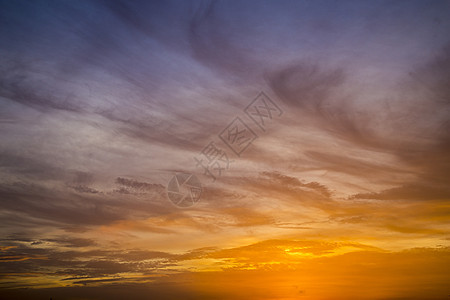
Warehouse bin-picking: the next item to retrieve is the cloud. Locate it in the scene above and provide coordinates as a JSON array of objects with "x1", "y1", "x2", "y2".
[
  {"x1": 351, "y1": 182, "x2": 450, "y2": 201},
  {"x1": 115, "y1": 177, "x2": 165, "y2": 193},
  {"x1": 0, "y1": 180, "x2": 174, "y2": 230},
  {"x1": 42, "y1": 238, "x2": 97, "y2": 248},
  {"x1": 1, "y1": 239, "x2": 449, "y2": 299},
  {"x1": 349, "y1": 43, "x2": 450, "y2": 201}
]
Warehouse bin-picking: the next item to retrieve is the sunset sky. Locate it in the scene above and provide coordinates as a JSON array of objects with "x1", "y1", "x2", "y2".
[{"x1": 1, "y1": 1, "x2": 450, "y2": 299}]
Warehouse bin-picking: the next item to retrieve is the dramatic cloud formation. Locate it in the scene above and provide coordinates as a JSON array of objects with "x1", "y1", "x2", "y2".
[{"x1": 1, "y1": 0, "x2": 449, "y2": 299}]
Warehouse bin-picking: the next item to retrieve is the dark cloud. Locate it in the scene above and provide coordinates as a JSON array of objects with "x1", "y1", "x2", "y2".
[
  {"x1": 349, "y1": 44, "x2": 450, "y2": 201},
  {"x1": 266, "y1": 61, "x2": 388, "y2": 153},
  {"x1": 43, "y1": 238, "x2": 97, "y2": 248},
  {"x1": 259, "y1": 171, "x2": 332, "y2": 198},
  {"x1": 0, "y1": 153, "x2": 64, "y2": 181},
  {"x1": 267, "y1": 63, "x2": 346, "y2": 111},
  {"x1": 0, "y1": 184, "x2": 120, "y2": 227},
  {"x1": 351, "y1": 181, "x2": 450, "y2": 201},
  {"x1": 188, "y1": 1, "x2": 260, "y2": 78},
  {"x1": 0, "y1": 282, "x2": 201, "y2": 300},
  {"x1": 1, "y1": 238, "x2": 449, "y2": 299},
  {"x1": 71, "y1": 185, "x2": 100, "y2": 194},
  {"x1": 0, "y1": 242, "x2": 176, "y2": 280},
  {"x1": 115, "y1": 177, "x2": 164, "y2": 193},
  {"x1": 304, "y1": 150, "x2": 410, "y2": 180},
  {"x1": 0, "y1": 58, "x2": 87, "y2": 113},
  {"x1": 238, "y1": 171, "x2": 334, "y2": 209},
  {"x1": 0, "y1": 180, "x2": 173, "y2": 229}
]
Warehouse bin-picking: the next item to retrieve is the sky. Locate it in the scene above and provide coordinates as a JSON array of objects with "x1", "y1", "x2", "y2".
[{"x1": 0, "y1": 0, "x2": 449, "y2": 299}]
